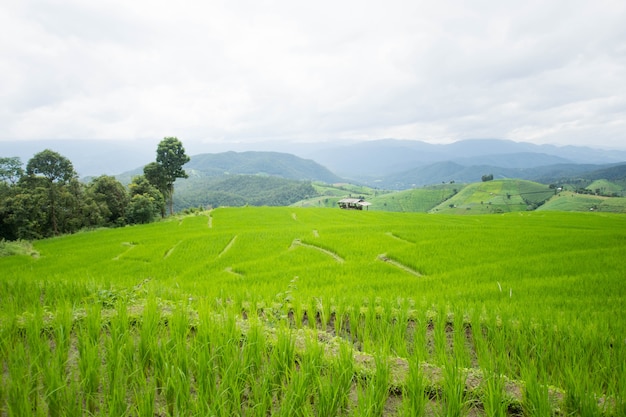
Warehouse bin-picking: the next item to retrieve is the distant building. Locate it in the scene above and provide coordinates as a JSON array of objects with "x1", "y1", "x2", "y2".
[{"x1": 337, "y1": 198, "x2": 371, "y2": 210}]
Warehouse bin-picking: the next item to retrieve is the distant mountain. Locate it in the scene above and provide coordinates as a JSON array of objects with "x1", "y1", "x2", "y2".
[
  {"x1": 185, "y1": 151, "x2": 344, "y2": 183},
  {"x1": 579, "y1": 164, "x2": 626, "y2": 181},
  {"x1": 372, "y1": 162, "x2": 617, "y2": 190},
  {"x1": 306, "y1": 139, "x2": 626, "y2": 179},
  {"x1": 451, "y1": 152, "x2": 572, "y2": 168},
  {"x1": 170, "y1": 151, "x2": 342, "y2": 210},
  {"x1": 1, "y1": 139, "x2": 156, "y2": 177},
  {"x1": 7, "y1": 138, "x2": 626, "y2": 192},
  {"x1": 114, "y1": 150, "x2": 345, "y2": 184}
]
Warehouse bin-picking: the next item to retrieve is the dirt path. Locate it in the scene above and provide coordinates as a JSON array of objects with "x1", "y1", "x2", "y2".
[
  {"x1": 163, "y1": 241, "x2": 182, "y2": 259},
  {"x1": 219, "y1": 235, "x2": 237, "y2": 258},
  {"x1": 290, "y1": 239, "x2": 344, "y2": 263},
  {"x1": 385, "y1": 232, "x2": 414, "y2": 244},
  {"x1": 112, "y1": 242, "x2": 136, "y2": 260},
  {"x1": 224, "y1": 266, "x2": 244, "y2": 277},
  {"x1": 377, "y1": 254, "x2": 423, "y2": 276}
]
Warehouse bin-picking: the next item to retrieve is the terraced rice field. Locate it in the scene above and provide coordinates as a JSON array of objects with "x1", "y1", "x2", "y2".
[{"x1": 1, "y1": 207, "x2": 625, "y2": 415}]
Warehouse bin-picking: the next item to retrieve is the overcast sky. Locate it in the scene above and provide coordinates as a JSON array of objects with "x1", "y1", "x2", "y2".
[{"x1": 2, "y1": 0, "x2": 626, "y2": 150}]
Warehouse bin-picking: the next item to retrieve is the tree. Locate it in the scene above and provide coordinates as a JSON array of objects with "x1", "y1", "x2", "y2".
[
  {"x1": 145, "y1": 137, "x2": 190, "y2": 216},
  {"x1": 127, "y1": 175, "x2": 164, "y2": 223},
  {"x1": 0, "y1": 185, "x2": 48, "y2": 240},
  {"x1": 127, "y1": 194, "x2": 159, "y2": 224},
  {"x1": 25, "y1": 149, "x2": 77, "y2": 235},
  {"x1": 26, "y1": 149, "x2": 76, "y2": 184},
  {"x1": 143, "y1": 162, "x2": 168, "y2": 218},
  {"x1": 0, "y1": 157, "x2": 24, "y2": 184},
  {"x1": 481, "y1": 174, "x2": 494, "y2": 182},
  {"x1": 87, "y1": 175, "x2": 129, "y2": 226}
]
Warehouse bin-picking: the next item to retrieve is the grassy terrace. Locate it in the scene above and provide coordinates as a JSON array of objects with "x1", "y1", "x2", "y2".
[{"x1": 1, "y1": 207, "x2": 625, "y2": 415}]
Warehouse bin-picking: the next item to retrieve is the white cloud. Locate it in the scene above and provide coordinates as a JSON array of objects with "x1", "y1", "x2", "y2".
[{"x1": 1, "y1": 0, "x2": 625, "y2": 149}]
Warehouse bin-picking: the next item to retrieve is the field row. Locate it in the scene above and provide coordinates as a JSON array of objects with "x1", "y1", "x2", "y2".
[{"x1": 2, "y1": 296, "x2": 623, "y2": 416}]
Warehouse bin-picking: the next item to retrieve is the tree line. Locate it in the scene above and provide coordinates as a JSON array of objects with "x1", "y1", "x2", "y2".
[{"x1": 0, "y1": 137, "x2": 189, "y2": 241}]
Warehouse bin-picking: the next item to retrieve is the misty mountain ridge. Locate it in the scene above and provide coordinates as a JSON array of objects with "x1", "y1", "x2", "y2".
[
  {"x1": 185, "y1": 151, "x2": 342, "y2": 183},
  {"x1": 376, "y1": 161, "x2": 620, "y2": 190},
  {"x1": 306, "y1": 139, "x2": 626, "y2": 179},
  {"x1": 3, "y1": 139, "x2": 626, "y2": 189}
]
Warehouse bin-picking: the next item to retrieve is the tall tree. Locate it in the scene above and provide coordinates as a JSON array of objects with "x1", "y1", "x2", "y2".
[
  {"x1": 143, "y1": 162, "x2": 167, "y2": 218},
  {"x1": 26, "y1": 149, "x2": 77, "y2": 235},
  {"x1": 146, "y1": 137, "x2": 190, "y2": 216}
]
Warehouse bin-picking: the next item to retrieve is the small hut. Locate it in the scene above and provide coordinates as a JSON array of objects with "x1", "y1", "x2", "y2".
[{"x1": 337, "y1": 198, "x2": 371, "y2": 210}]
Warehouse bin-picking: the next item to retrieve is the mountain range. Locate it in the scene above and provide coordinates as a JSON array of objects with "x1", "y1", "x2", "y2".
[
  {"x1": 3, "y1": 138, "x2": 626, "y2": 189},
  {"x1": 304, "y1": 138, "x2": 626, "y2": 181}
]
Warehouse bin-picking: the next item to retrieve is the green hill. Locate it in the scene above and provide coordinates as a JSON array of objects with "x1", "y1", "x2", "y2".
[
  {"x1": 538, "y1": 191, "x2": 626, "y2": 213},
  {"x1": 295, "y1": 183, "x2": 380, "y2": 208},
  {"x1": 186, "y1": 151, "x2": 343, "y2": 183},
  {"x1": 582, "y1": 163, "x2": 626, "y2": 181},
  {"x1": 431, "y1": 179, "x2": 554, "y2": 214},
  {"x1": 294, "y1": 178, "x2": 626, "y2": 214},
  {"x1": 174, "y1": 175, "x2": 317, "y2": 210},
  {"x1": 369, "y1": 184, "x2": 459, "y2": 212},
  {"x1": 585, "y1": 179, "x2": 625, "y2": 196}
]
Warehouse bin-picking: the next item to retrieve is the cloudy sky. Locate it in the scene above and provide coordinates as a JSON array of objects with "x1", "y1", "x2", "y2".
[{"x1": 2, "y1": 0, "x2": 626, "y2": 149}]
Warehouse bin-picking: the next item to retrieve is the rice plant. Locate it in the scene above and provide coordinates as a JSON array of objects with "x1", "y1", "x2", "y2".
[{"x1": 353, "y1": 353, "x2": 390, "y2": 417}]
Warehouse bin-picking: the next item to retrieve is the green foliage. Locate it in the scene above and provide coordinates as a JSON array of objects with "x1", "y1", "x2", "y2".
[
  {"x1": 127, "y1": 175, "x2": 164, "y2": 223},
  {"x1": 25, "y1": 149, "x2": 76, "y2": 184},
  {"x1": 0, "y1": 239, "x2": 38, "y2": 257},
  {"x1": 0, "y1": 182, "x2": 48, "y2": 239},
  {"x1": 156, "y1": 137, "x2": 191, "y2": 183},
  {"x1": 86, "y1": 175, "x2": 129, "y2": 226},
  {"x1": 23, "y1": 150, "x2": 79, "y2": 235},
  {"x1": 148, "y1": 137, "x2": 190, "y2": 215},
  {"x1": 175, "y1": 174, "x2": 317, "y2": 209},
  {"x1": 0, "y1": 156, "x2": 23, "y2": 185},
  {"x1": 1, "y1": 149, "x2": 166, "y2": 239}
]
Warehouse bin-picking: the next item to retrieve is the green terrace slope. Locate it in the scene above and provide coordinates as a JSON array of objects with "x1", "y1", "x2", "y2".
[
  {"x1": 298, "y1": 183, "x2": 460, "y2": 212},
  {"x1": 3, "y1": 207, "x2": 624, "y2": 329},
  {"x1": 2, "y1": 208, "x2": 625, "y2": 415},
  {"x1": 431, "y1": 179, "x2": 554, "y2": 214},
  {"x1": 585, "y1": 179, "x2": 626, "y2": 196},
  {"x1": 297, "y1": 179, "x2": 626, "y2": 214},
  {"x1": 538, "y1": 190, "x2": 626, "y2": 213},
  {"x1": 368, "y1": 184, "x2": 459, "y2": 212}
]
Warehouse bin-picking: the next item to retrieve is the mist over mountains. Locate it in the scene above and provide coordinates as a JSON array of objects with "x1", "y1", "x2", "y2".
[
  {"x1": 3, "y1": 138, "x2": 626, "y2": 188},
  {"x1": 305, "y1": 139, "x2": 626, "y2": 177}
]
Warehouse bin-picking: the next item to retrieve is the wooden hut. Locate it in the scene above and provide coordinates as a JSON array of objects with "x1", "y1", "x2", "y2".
[{"x1": 337, "y1": 198, "x2": 371, "y2": 210}]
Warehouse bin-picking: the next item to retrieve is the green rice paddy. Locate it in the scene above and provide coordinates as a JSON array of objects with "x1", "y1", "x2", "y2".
[{"x1": 1, "y1": 207, "x2": 625, "y2": 415}]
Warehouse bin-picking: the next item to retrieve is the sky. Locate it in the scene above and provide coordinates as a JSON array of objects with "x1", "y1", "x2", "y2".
[{"x1": 2, "y1": 0, "x2": 626, "y2": 150}]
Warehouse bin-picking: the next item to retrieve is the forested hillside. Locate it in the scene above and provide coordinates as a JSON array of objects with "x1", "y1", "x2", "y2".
[
  {"x1": 174, "y1": 175, "x2": 316, "y2": 210},
  {"x1": 0, "y1": 138, "x2": 191, "y2": 240},
  {"x1": 185, "y1": 151, "x2": 343, "y2": 183}
]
